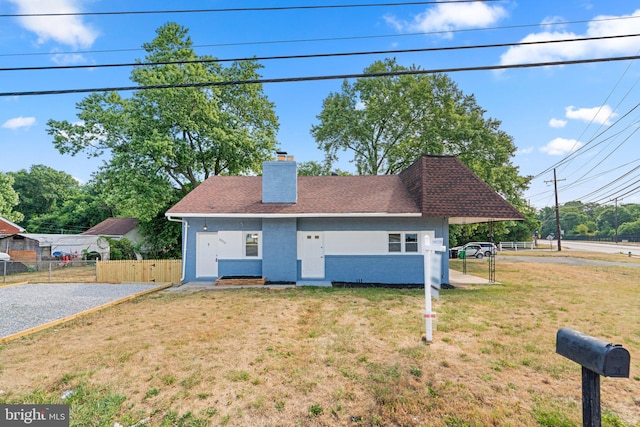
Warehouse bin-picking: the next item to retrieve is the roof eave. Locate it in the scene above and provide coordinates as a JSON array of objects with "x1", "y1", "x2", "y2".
[
  {"x1": 448, "y1": 216, "x2": 525, "y2": 225},
  {"x1": 166, "y1": 212, "x2": 422, "y2": 219}
]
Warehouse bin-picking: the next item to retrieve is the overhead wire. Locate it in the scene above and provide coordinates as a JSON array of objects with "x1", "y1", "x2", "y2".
[
  {"x1": 2, "y1": 54, "x2": 640, "y2": 97},
  {"x1": 0, "y1": 0, "x2": 502, "y2": 18},
  {"x1": 1, "y1": 15, "x2": 637, "y2": 59},
  {"x1": 3, "y1": 33, "x2": 638, "y2": 73}
]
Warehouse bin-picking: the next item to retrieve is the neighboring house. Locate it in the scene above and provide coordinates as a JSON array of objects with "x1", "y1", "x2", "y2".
[
  {"x1": 0, "y1": 234, "x2": 108, "y2": 262},
  {"x1": 82, "y1": 217, "x2": 143, "y2": 260},
  {"x1": 166, "y1": 155, "x2": 524, "y2": 285},
  {"x1": 0, "y1": 216, "x2": 25, "y2": 236},
  {"x1": 82, "y1": 217, "x2": 141, "y2": 243}
]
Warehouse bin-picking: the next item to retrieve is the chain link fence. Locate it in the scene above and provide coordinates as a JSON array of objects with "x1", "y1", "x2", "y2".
[{"x1": 1, "y1": 260, "x2": 98, "y2": 284}]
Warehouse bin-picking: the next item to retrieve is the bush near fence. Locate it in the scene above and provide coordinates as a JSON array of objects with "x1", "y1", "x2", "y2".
[{"x1": 97, "y1": 259, "x2": 182, "y2": 284}]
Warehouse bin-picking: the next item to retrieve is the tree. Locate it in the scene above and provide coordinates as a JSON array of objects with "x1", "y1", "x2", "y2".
[
  {"x1": 47, "y1": 22, "x2": 279, "y2": 223},
  {"x1": 9, "y1": 164, "x2": 80, "y2": 225},
  {"x1": 25, "y1": 181, "x2": 113, "y2": 234},
  {"x1": 0, "y1": 172, "x2": 23, "y2": 224},
  {"x1": 297, "y1": 161, "x2": 350, "y2": 176},
  {"x1": 313, "y1": 58, "x2": 533, "y2": 244},
  {"x1": 311, "y1": 58, "x2": 529, "y2": 205},
  {"x1": 47, "y1": 23, "x2": 279, "y2": 255}
]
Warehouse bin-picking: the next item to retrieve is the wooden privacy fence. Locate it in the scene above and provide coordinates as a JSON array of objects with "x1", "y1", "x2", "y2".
[{"x1": 97, "y1": 259, "x2": 182, "y2": 283}]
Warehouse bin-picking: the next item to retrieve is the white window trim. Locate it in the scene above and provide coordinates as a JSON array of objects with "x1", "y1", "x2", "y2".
[
  {"x1": 243, "y1": 231, "x2": 262, "y2": 259},
  {"x1": 388, "y1": 232, "x2": 420, "y2": 254}
]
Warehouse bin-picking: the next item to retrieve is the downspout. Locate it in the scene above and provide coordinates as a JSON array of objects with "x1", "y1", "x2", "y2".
[{"x1": 167, "y1": 216, "x2": 188, "y2": 282}]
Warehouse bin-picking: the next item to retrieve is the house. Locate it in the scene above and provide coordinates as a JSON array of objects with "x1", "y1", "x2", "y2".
[
  {"x1": 81, "y1": 217, "x2": 141, "y2": 243},
  {"x1": 0, "y1": 216, "x2": 25, "y2": 236},
  {"x1": 165, "y1": 155, "x2": 524, "y2": 285}
]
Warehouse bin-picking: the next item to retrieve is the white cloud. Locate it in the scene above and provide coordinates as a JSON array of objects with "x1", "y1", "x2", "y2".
[
  {"x1": 6, "y1": 0, "x2": 98, "y2": 49},
  {"x1": 2, "y1": 116, "x2": 36, "y2": 130},
  {"x1": 565, "y1": 105, "x2": 616, "y2": 125},
  {"x1": 51, "y1": 52, "x2": 90, "y2": 66},
  {"x1": 540, "y1": 137, "x2": 583, "y2": 155},
  {"x1": 517, "y1": 146, "x2": 534, "y2": 155},
  {"x1": 549, "y1": 118, "x2": 567, "y2": 128},
  {"x1": 500, "y1": 9, "x2": 640, "y2": 65},
  {"x1": 384, "y1": 2, "x2": 508, "y2": 38}
]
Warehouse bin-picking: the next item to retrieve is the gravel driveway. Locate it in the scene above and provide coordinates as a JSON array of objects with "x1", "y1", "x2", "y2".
[{"x1": 0, "y1": 283, "x2": 166, "y2": 339}]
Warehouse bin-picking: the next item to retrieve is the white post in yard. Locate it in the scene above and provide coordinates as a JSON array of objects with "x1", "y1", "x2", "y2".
[{"x1": 423, "y1": 235, "x2": 445, "y2": 343}]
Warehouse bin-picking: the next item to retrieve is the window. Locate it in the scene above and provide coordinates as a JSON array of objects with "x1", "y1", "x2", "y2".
[
  {"x1": 405, "y1": 233, "x2": 418, "y2": 252},
  {"x1": 388, "y1": 232, "x2": 419, "y2": 253},
  {"x1": 388, "y1": 233, "x2": 401, "y2": 252},
  {"x1": 245, "y1": 233, "x2": 259, "y2": 257}
]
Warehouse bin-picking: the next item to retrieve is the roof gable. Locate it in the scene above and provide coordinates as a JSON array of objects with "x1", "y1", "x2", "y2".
[
  {"x1": 82, "y1": 218, "x2": 139, "y2": 236},
  {"x1": 0, "y1": 216, "x2": 25, "y2": 234},
  {"x1": 399, "y1": 156, "x2": 524, "y2": 224}
]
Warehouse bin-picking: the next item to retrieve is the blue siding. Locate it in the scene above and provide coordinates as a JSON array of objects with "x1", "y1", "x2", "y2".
[
  {"x1": 262, "y1": 218, "x2": 297, "y2": 282},
  {"x1": 325, "y1": 255, "x2": 423, "y2": 283},
  {"x1": 219, "y1": 259, "x2": 262, "y2": 277},
  {"x1": 262, "y1": 161, "x2": 297, "y2": 203},
  {"x1": 298, "y1": 217, "x2": 450, "y2": 285},
  {"x1": 181, "y1": 216, "x2": 451, "y2": 285},
  {"x1": 183, "y1": 218, "x2": 262, "y2": 282}
]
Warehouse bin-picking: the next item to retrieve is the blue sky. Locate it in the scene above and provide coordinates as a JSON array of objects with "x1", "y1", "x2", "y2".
[{"x1": 1, "y1": 1, "x2": 640, "y2": 209}]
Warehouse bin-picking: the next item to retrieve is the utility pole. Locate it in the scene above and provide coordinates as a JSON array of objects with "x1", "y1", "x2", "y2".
[
  {"x1": 611, "y1": 197, "x2": 623, "y2": 243},
  {"x1": 545, "y1": 169, "x2": 565, "y2": 252}
]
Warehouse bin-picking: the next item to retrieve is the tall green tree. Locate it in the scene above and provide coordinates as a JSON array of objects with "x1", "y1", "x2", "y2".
[
  {"x1": 312, "y1": 58, "x2": 532, "y2": 243},
  {"x1": 47, "y1": 22, "x2": 279, "y2": 223},
  {"x1": 9, "y1": 164, "x2": 80, "y2": 224},
  {"x1": 0, "y1": 172, "x2": 23, "y2": 224},
  {"x1": 311, "y1": 58, "x2": 529, "y2": 205},
  {"x1": 47, "y1": 23, "x2": 279, "y2": 255}
]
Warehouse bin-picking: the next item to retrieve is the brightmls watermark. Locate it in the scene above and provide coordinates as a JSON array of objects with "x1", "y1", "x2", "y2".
[{"x1": 1, "y1": 405, "x2": 69, "y2": 426}]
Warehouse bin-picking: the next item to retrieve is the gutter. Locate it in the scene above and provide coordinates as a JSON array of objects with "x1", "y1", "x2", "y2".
[{"x1": 167, "y1": 216, "x2": 187, "y2": 282}]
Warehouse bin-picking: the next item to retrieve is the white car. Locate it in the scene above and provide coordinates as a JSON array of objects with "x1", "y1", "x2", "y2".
[{"x1": 0, "y1": 252, "x2": 9, "y2": 261}]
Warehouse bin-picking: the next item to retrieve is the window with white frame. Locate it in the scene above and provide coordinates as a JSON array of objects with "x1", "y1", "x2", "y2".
[
  {"x1": 388, "y1": 232, "x2": 419, "y2": 253},
  {"x1": 245, "y1": 232, "x2": 260, "y2": 257}
]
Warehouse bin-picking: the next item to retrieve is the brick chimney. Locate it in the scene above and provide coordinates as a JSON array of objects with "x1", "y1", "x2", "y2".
[{"x1": 262, "y1": 152, "x2": 297, "y2": 203}]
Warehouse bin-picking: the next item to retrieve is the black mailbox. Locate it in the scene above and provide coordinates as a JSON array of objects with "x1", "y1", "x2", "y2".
[{"x1": 556, "y1": 327, "x2": 630, "y2": 378}]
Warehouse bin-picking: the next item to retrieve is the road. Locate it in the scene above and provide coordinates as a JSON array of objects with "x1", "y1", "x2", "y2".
[{"x1": 554, "y1": 240, "x2": 640, "y2": 256}]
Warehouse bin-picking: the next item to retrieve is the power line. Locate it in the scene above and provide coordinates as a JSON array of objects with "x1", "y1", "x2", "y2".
[
  {"x1": 3, "y1": 54, "x2": 640, "y2": 98},
  {"x1": 4, "y1": 33, "x2": 639, "y2": 73},
  {"x1": 0, "y1": 0, "x2": 501, "y2": 18},
  {"x1": 1, "y1": 15, "x2": 636, "y2": 59},
  {"x1": 533, "y1": 100, "x2": 640, "y2": 179}
]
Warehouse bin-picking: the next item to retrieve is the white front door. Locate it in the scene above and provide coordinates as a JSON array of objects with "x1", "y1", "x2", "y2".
[
  {"x1": 301, "y1": 232, "x2": 324, "y2": 278},
  {"x1": 196, "y1": 233, "x2": 218, "y2": 277}
]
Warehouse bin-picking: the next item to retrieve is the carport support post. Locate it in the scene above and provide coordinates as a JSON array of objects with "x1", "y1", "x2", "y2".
[{"x1": 582, "y1": 367, "x2": 601, "y2": 427}]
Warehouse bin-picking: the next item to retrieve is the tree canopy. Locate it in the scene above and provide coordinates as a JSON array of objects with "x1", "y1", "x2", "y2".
[
  {"x1": 312, "y1": 58, "x2": 534, "y2": 244},
  {"x1": 9, "y1": 164, "x2": 80, "y2": 226},
  {"x1": 311, "y1": 58, "x2": 528, "y2": 205},
  {"x1": 47, "y1": 22, "x2": 279, "y2": 222},
  {"x1": 0, "y1": 172, "x2": 23, "y2": 224},
  {"x1": 537, "y1": 201, "x2": 640, "y2": 239}
]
